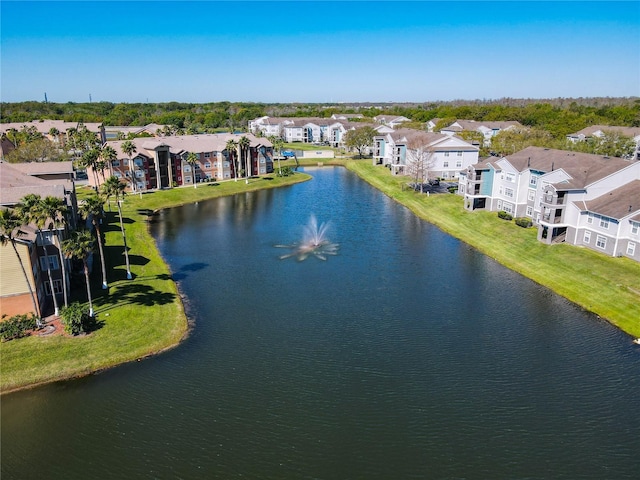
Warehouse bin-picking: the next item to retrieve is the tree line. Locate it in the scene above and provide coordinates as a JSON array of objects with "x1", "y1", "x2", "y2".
[{"x1": 2, "y1": 98, "x2": 639, "y2": 138}]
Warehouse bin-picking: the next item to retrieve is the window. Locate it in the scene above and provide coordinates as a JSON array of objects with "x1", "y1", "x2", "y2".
[
  {"x1": 223, "y1": 161, "x2": 230, "y2": 168},
  {"x1": 627, "y1": 242, "x2": 636, "y2": 256},
  {"x1": 505, "y1": 172, "x2": 515, "y2": 183},
  {"x1": 123, "y1": 159, "x2": 129, "y2": 166},
  {"x1": 530, "y1": 176, "x2": 538, "y2": 187},
  {"x1": 443, "y1": 161, "x2": 449, "y2": 168},
  {"x1": 40, "y1": 255, "x2": 59, "y2": 271},
  {"x1": 134, "y1": 158, "x2": 144, "y2": 167},
  {"x1": 135, "y1": 170, "x2": 144, "y2": 178},
  {"x1": 505, "y1": 188, "x2": 514, "y2": 198},
  {"x1": 584, "y1": 231, "x2": 591, "y2": 244},
  {"x1": 596, "y1": 235, "x2": 607, "y2": 249},
  {"x1": 526, "y1": 206, "x2": 533, "y2": 216},
  {"x1": 599, "y1": 217, "x2": 609, "y2": 229},
  {"x1": 204, "y1": 162, "x2": 211, "y2": 169},
  {"x1": 631, "y1": 222, "x2": 639, "y2": 235},
  {"x1": 444, "y1": 152, "x2": 450, "y2": 157},
  {"x1": 457, "y1": 151, "x2": 463, "y2": 156},
  {"x1": 528, "y1": 189, "x2": 535, "y2": 201},
  {"x1": 204, "y1": 152, "x2": 210, "y2": 158},
  {"x1": 44, "y1": 279, "x2": 63, "y2": 296},
  {"x1": 114, "y1": 171, "x2": 122, "y2": 178},
  {"x1": 587, "y1": 214, "x2": 593, "y2": 224},
  {"x1": 183, "y1": 165, "x2": 191, "y2": 173},
  {"x1": 503, "y1": 203, "x2": 514, "y2": 214},
  {"x1": 111, "y1": 160, "x2": 120, "y2": 167},
  {"x1": 456, "y1": 160, "x2": 462, "y2": 167}
]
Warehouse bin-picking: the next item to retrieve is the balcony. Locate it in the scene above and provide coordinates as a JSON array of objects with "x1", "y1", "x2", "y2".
[
  {"x1": 541, "y1": 213, "x2": 564, "y2": 224},
  {"x1": 541, "y1": 194, "x2": 565, "y2": 206}
]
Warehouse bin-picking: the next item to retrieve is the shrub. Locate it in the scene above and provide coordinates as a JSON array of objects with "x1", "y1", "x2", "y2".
[
  {"x1": 276, "y1": 166, "x2": 294, "y2": 177},
  {"x1": 0, "y1": 313, "x2": 38, "y2": 342},
  {"x1": 60, "y1": 302, "x2": 91, "y2": 336},
  {"x1": 515, "y1": 217, "x2": 533, "y2": 228},
  {"x1": 498, "y1": 211, "x2": 513, "y2": 221}
]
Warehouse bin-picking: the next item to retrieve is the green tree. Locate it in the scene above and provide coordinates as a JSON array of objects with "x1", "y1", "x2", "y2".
[
  {"x1": 61, "y1": 230, "x2": 95, "y2": 317},
  {"x1": 102, "y1": 176, "x2": 132, "y2": 280},
  {"x1": 186, "y1": 152, "x2": 199, "y2": 188},
  {"x1": 100, "y1": 144, "x2": 117, "y2": 182},
  {"x1": 39, "y1": 196, "x2": 70, "y2": 308},
  {"x1": 16, "y1": 194, "x2": 60, "y2": 316},
  {"x1": 121, "y1": 140, "x2": 137, "y2": 192},
  {"x1": 239, "y1": 136, "x2": 251, "y2": 183},
  {"x1": 225, "y1": 139, "x2": 238, "y2": 182},
  {"x1": 592, "y1": 131, "x2": 637, "y2": 158},
  {"x1": 344, "y1": 126, "x2": 377, "y2": 158},
  {"x1": 0, "y1": 208, "x2": 41, "y2": 325},
  {"x1": 267, "y1": 135, "x2": 284, "y2": 175},
  {"x1": 81, "y1": 147, "x2": 101, "y2": 188},
  {"x1": 79, "y1": 194, "x2": 109, "y2": 289}
]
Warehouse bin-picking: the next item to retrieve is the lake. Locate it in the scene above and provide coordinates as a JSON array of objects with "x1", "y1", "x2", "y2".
[{"x1": 2, "y1": 167, "x2": 639, "y2": 479}]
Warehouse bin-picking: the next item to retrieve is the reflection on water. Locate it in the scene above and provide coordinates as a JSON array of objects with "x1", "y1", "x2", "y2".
[{"x1": 2, "y1": 167, "x2": 639, "y2": 480}]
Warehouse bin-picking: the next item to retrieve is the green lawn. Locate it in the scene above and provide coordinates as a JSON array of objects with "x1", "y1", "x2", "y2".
[
  {"x1": 1, "y1": 173, "x2": 311, "y2": 393},
  {"x1": 346, "y1": 161, "x2": 640, "y2": 338}
]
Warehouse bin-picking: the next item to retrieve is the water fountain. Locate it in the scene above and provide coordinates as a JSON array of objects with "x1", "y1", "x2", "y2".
[{"x1": 275, "y1": 215, "x2": 339, "y2": 261}]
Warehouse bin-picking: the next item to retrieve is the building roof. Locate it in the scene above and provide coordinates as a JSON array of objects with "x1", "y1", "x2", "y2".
[
  {"x1": 0, "y1": 161, "x2": 67, "y2": 206},
  {"x1": 0, "y1": 120, "x2": 103, "y2": 135},
  {"x1": 107, "y1": 133, "x2": 272, "y2": 158},
  {"x1": 568, "y1": 125, "x2": 640, "y2": 138},
  {"x1": 443, "y1": 120, "x2": 522, "y2": 132},
  {"x1": 9, "y1": 161, "x2": 74, "y2": 176},
  {"x1": 582, "y1": 180, "x2": 640, "y2": 221},
  {"x1": 506, "y1": 146, "x2": 632, "y2": 189}
]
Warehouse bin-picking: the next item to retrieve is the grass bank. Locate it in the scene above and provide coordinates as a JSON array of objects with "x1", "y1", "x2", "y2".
[
  {"x1": 1, "y1": 173, "x2": 311, "y2": 394},
  {"x1": 346, "y1": 160, "x2": 640, "y2": 339}
]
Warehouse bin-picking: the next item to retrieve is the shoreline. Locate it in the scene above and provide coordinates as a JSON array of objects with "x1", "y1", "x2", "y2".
[
  {"x1": 1, "y1": 173, "x2": 312, "y2": 395},
  {"x1": 345, "y1": 160, "x2": 640, "y2": 339}
]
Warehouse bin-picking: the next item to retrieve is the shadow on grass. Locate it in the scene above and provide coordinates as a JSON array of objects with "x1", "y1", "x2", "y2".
[{"x1": 95, "y1": 282, "x2": 177, "y2": 311}]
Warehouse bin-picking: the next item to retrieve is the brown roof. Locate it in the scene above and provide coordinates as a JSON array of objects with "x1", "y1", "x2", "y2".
[
  {"x1": 9, "y1": 161, "x2": 73, "y2": 176},
  {"x1": 108, "y1": 133, "x2": 272, "y2": 158},
  {"x1": 569, "y1": 125, "x2": 640, "y2": 138},
  {"x1": 0, "y1": 161, "x2": 67, "y2": 206},
  {"x1": 0, "y1": 120, "x2": 103, "y2": 134},
  {"x1": 583, "y1": 180, "x2": 640, "y2": 221},
  {"x1": 506, "y1": 146, "x2": 632, "y2": 189}
]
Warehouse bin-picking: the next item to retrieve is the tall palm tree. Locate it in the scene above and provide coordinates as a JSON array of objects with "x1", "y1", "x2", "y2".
[
  {"x1": 0, "y1": 208, "x2": 42, "y2": 326},
  {"x1": 81, "y1": 148, "x2": 101, "y2": 190},
  {"x1": 186, "y1": 152, "x2": 199, "y2": 188},
  {"x1": 239, "y1": 136, "x2": 251, "y2": 184},
  {"x1": 16, "y1": 194, "x2": 60, "y2": 316},
  {"x1": 268, "y1": 135, "x2": 284, "y2": 175},
  {"x1": 80, "y1": 194, "x2": 108, "y2": 289},
  {"x1": 62, "y1": 229, "x2": 95, "y2": 317},
  {"x1": 39, "y1": 196, "x2": 70, "y2": 309},
  {"x1": 121, "y1": 140, "x2": 137, "y2": 192},
  {"x1": 225, "y1": 139, "x2": 238, "y2": 182},
  {"x1": 100, "y1": 144, "x2": 117, "y2": 182},
  {"x1": 102, "y1": 176, "x2": 132, "y2": 280}
]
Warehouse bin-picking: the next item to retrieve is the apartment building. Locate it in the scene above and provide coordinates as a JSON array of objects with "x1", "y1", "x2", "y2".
[
  {"x1": 373, "y1": 129, "x2": 479, "y2": 179},
  {"x1": 459, "y1": 146, "x2": 640, "y2": 261},
  {"x1": 87, "y1": 133, "x2": 273, "y2": 191}
]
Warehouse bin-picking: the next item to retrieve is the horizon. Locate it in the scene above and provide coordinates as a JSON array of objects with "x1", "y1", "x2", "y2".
[{"x1": 1, "y1": 1, "x2": 639, "y2": 104}]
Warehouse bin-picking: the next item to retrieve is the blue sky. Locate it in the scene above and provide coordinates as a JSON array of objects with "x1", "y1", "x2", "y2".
[{"x1": 1, "y1": 1, "x2": 638, "y2": 103}]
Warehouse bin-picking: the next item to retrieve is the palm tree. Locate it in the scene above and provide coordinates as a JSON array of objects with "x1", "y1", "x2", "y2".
[
  {"x1": 102, "y1": 176, "x2": 132, "y2": 280},
  {"x1": 16, "y1": 194, "x2": 60, "y2": 316},
  {"x1": 186, "y1": 152, "x2": 199, "y2": 188},
  {"x1": 48, "y1": 127, "x2": 60, "y2": 144},
  {"x1": 81, "y1": 148, "x2": 101, "y2": 190},
  {"x1": 225, "y1": 139, "x2": 238, "y2": 182},
  {"x1": 39, "y1": 196, "x2": 70, "y2": 309},
  {"x1": 100, "y1": 144, "x2": 117, "y2": 182},
  {"x1": 268, "y1": 135, "x2": 284, "y2": 175},
  {"x1": 121, "y1": 140, "x2": 137, "y2": 192},
  {"x1": 239, "y1": 136, "x2": 251, "y2": 184},
  {"x1": 0, "y1": 208, "x2": 42, "y2": 326},
  {"x1": 61, "y1": 229, "x2": 95, "y2": 317},
  {"x1": 80, "y1": 195, "x2": 108, "y2": 289}
]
